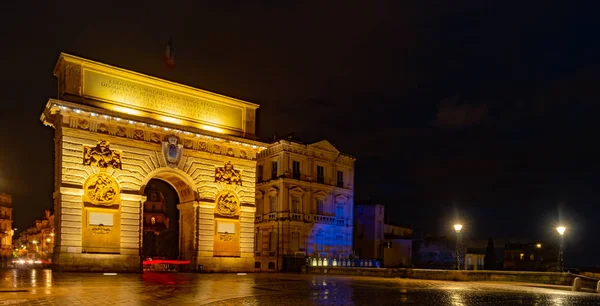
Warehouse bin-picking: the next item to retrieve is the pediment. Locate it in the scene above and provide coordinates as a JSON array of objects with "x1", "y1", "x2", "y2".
[
  {"x1": 314, "y1": 190, "x2": 328, "y2": 199},
  {"x1": 289, "y1": 186, "x2": 306, "y2": 195},
  {"x1": 308, "y1": 140, "x2": 340, "y2": 154},
  {"x1": 335, "y1": 194, "x2": 348, "y2": 203},
  {"x1": 255, "y1": 190, "x2": 264, "y2": 199},
  {"x1": 267, "y1": 186, "x2": 279, "y2": 196}
]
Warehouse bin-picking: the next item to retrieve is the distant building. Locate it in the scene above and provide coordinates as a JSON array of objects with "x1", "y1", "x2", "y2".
[
  {"x1": 0, "y1": 193, "x2": 14, "y2": 267},
  {"x1": 14, "y1": 209, "x2": 55, "y2": 261},
  {"x1": 143, "y1": 186, "x2": 170, "y2": 234},
  {"x1": 254, "y1": 138, "x2": 355, "y2": 271},
  {"x1": 504, "y1": 242, "x2": 558, "y2": 271},
  {"x1": 412, "y1": 236, "x2": 457, "y2": 269},
  {"x1": 354, "y1": 203, "x2": 413, "y2": 267}
]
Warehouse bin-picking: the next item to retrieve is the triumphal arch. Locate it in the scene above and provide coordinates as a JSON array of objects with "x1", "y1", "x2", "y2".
[{"x1": 40, "y1": 53, "x2": 265, "y2": 272}]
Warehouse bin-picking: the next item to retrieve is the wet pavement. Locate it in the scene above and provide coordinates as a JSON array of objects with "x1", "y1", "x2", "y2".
[{"x1": 1, "y1": 269, "x2": 600, "y2": 305}]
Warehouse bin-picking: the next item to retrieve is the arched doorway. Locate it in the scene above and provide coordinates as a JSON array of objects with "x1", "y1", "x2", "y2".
[
  {"x1": 139, "y1": 168, "x2": 197, "y2": 271},
  {"x1": 141, "y1": 179, "x2": 180, "y2": 263}
]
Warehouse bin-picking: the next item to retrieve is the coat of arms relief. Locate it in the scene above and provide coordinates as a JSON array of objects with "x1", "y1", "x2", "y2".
[{"x1": 162, "y1": 135, "x2": 183, "y2": 168}]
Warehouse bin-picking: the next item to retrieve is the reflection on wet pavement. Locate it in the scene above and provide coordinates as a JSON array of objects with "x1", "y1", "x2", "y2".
[{"x1": 1, "y1": 269, "x2": 599, "y2": 305}]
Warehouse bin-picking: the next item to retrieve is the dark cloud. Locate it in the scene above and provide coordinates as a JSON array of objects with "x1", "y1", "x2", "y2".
[{"x1": 433, "y1": 98, "x2": 489, "y2": 127}]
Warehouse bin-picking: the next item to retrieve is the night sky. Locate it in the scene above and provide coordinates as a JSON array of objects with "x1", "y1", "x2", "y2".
[{"x1": 2, "y1": 2, "x2": 599, "y2": 266}]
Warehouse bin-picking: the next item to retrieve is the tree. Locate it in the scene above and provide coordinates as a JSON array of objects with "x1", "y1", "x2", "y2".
[{"x1": 484, "y1": 238, "x2": 496, "y2": 270}]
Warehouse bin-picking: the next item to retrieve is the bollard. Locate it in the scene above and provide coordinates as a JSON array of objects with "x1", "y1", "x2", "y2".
[
  {"x1": 596, "y1": 280, "x2": 600, "y2": 293},
  {"x1": 572, "y1": 277, "x2": 582, "y2": 292}
]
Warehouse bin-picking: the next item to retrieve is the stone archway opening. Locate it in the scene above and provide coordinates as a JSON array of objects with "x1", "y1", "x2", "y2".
[
  {"x1": 140, "y1": 169, "x2": 197, "y2": 272},
  {"x1": 141, "y1": 179, "x2": 180, "y2": 262}
]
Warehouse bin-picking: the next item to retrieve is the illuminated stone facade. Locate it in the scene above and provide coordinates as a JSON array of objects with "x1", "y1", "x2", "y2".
[
  {"x1": 254, "y1": 139, "x2": 355, "y2": 271},
  {"x1": 0, "y1": 193, "x2": 13, "y2": 266},
  {"x1": 14, "y1": 210, "x2": 55, "y2": 261},
  {"x1": 41, "y1": 53, "x2": 265, "y2": 272}
]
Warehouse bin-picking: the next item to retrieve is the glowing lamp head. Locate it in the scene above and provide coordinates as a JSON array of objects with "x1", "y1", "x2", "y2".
[
  {"x1": 536, "y1": 243, "x2": 542, "y2": 248},
  {"x1": 556, "y1": 226, "x2": 566, "y2": 235},
  {"x1": 454, "y1": 224, "x2": 463, "y2": 232}
]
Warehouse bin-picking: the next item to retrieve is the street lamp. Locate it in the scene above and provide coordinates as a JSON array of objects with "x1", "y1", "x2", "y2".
[
  {"x1": 556, "y1": 226, "x2": 566, "y2": 272},
  {"x1": 454, "y1": 224, "x2": 463, "y2": 270}
]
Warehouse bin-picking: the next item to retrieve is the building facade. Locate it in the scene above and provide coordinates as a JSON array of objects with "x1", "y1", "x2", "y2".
[
  {"x1": 14, "y1": 210, "x2": 55, "y2": 261},
  {"x1": 0, "y1": 193, "x2": 13, "y2": 267},
  {"x1": 504, "y1": 242, "x2": 558, "y2": 271},
  {"x1": 41, "y1": 53, "x2": 265, "y2": 272},
  {"x1": 254, "y1": 139, "x2": 355, "y2": 271},
  {"x1": 354, "y1": 203, "x2": 413, "y2": 267}
]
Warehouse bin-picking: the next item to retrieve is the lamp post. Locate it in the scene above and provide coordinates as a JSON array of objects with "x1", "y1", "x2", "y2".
[
  {"x1": 556, "y1": 226, "x2": 566, "y2": 272},
  {"x1": 454, "y1": 224, "x2": 463, "y2": 270}
]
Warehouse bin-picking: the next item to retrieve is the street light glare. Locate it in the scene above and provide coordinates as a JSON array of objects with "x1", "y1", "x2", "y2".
[
  {"x1": 454, "y1": 224, "x2": 463, "y2": 232},
  {"x1": 556, "y1": 226, "x2": 566, "y2": 235}
]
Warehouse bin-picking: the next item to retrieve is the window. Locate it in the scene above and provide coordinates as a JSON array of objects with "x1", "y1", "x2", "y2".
[
  {"x1": 336, "y1": 203, "x2": 344, "y2": 218},
  {"x1": 257, "y1": 165, "x2": 263, "y2": 182},
  {"x1": 292, "y1": 161, "x2": 301, "y2": 179},
  {"x1": 530, "y1": 254, "x2": 534, "y2": 260},
  {"x1": 316, "y1": 199, "x2": 325, "y2": 215},
  {"x1": 519, "y1": 253, "x2": 524, "y2": 260},
  {"x1": 377, "y1": 221, "x2": 383, "y2": 239},
  {"x1": 257, "y1": 198, "x2": 264, "y2": 215},
  {"x1": 316, "y1": 166, "x2": 324, "y2": 183},
  {"x1": 337, "y1": 171, "x2": 344, "y2": 187},
  {"x1": 269, "y1": 231, "x2": 277, "y2": 251},
  {"x1": 271, "y1": 161, "x2": 278, "y2": 179},
  {"x1": 291, "y1": 196, "x2": 301, "y2": 213},
  {"x1": 269, "y1": 196, "x2": 277, "y2": 212},
  {"x1": 291, "y1": 232, "x2": 300, "y2": 252},
  {"x1": 254, "y1": 230, "x2": 261, "y2": 251},
  {"x1": 150, "y1": 217, "x2": 156, "y2": 225}
]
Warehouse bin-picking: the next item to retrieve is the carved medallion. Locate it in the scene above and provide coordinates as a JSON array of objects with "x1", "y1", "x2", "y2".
[
  {"x1": 162, "y1": 135, "x2": 183, "y2": 168},
  {"x1": 116, "y1": 126, "x2": 126, "y2": 137},
  {"x1": 184, "y1": 139, "x2": 193, "y2": 148},
  {"x1": 84, "y1": 172, "x2": 120, "y2": 205},
  {"x1": 240, "y1": 151, "x2": 247, "y2": 159},
  {"x1": 133, "y1": 130, "x2": 144, "y2": 140},
  {"x1": 215, "y1": 161, "x2": 242, "y2": 185},
  {"x1": 198, "y1": 142, "x2": 207, "y2": 151},
  {"x1": 227, "y1": 148, "x2": 234, "y2": 156},
  {"x1": 97, "y1": 123, "x2": 109, "y2": 134},
  {"x1": 216, "y1": 192, "x2": 239, "y2": 216},
  {"x1": 83, "y1": 140, "x2": 122, "y2": 169}
]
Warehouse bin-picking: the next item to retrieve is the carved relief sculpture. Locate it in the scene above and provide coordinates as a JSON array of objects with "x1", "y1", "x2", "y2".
[
  {"x1": 227, "y1": 148, "x2": 234, "y2": 156},
  {"x1": 84, "y1": 173, "x2": 120, "y2": 205},
  {"x1": 151, "y1": 133, "x2": 161, "y2": 143},
  {"x1": 198, "y1": 142, "x2": 207, "y2": 151},
  {"x1": 213, "y1": 145, "x2": 220, "y2": 154},
  {"x1": 215, "y1": 161, "x2": 242, "y2": 185},
  {"x1": 240, "y1": 151, "x2": 247, "y2": 159},
  {"x1": 184, "y1": 139, "x2": 193, "y2": 148},
  {"x1": 83, "y1": 140, "x2": 122, "y2": 169},
  {"x1": 97, "y1": 123, "x2": 109, "y2": 134},
  {"x1": 216, "y1": 192, "x2": 239, "y2": 216},
  {"x1": 116, "y1": 126, "x2": 126, "y2": 137},
  {"x1": 77, "y1": 119, "x2": 89, "y2": 130},
  {"x1": 162, "y1": 135, "x2": 183, "y2": 168},
  {"x1": 133, "y1": 129, "x2": 144, "y2": 140}
]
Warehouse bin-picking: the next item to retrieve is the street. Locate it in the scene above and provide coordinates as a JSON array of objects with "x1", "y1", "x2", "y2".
[{"x1": 1, "y1": 269, "x2": 600, "y2": 305}]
